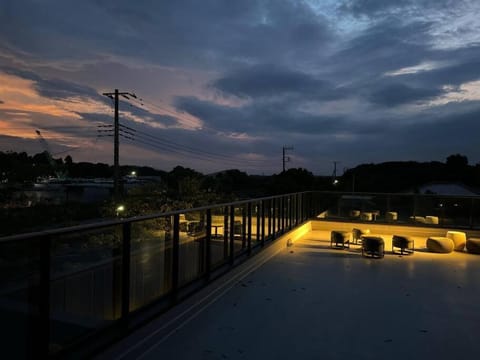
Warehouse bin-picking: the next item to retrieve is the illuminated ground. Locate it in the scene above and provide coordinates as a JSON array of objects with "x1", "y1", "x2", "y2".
[{"x1": 99, "y1": 225, "x2": 480, "y2": 360}]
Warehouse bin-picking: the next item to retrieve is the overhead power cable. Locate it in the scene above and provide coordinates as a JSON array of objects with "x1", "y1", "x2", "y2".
[{"x1": 118, "y1": 123, "x2": 269, "y2": 165}]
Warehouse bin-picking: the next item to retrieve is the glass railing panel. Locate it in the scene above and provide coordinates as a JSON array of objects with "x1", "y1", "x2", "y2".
[
  {"x1": 251, "y1": 201, "x2": 262, "y2": 245},
  {"x1": 129, "y1": 216, "x2": 173, "y2": 311},
  {"x1": 470, "y1": 198, "x2": 480, "y2": 228},
  {"x1": 210, "y1": 206, "x2": 228, "y2": 268},
  {"x1": 178, "y1": 210, "x2": 207, "y2": 286},
  {"x1": 314, "y1": 193, "x2": 342, "y2": 220},
  {"x1": 49, "y1": 225, "x2": 122, "y2": 353},
  {"x1": 0, "y1": 238, "x2": 37, "y2": 359},
  {"x1": 361, "y1": 194, "x2": 388, "y2": 222},
  {"x1": 233, "y1": 205, "x2": 247, "y2": 255},
  {"x1": 267, "y1": 198, "x2": 273, "y2": 237},
  {"x1": 386, "y1": 194, "x2": 415, "y2": 224},
  {"x1": 414, "y1": 195, "x2": 444, "y2": 225},
  {"x1": 435, "y1": 196, "x2": 471, "y2": 228}
]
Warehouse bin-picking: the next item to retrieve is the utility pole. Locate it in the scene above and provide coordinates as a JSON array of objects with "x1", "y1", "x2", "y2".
[
  {"x1": 103, "y1": 89, "x2": 136, "y2": 199},
  {"x1": 332, "y1": 161, "x2": 340, "y2": 185},
  {"x1": 282, "y1": 146, "x2": 294, "y2": 172}
]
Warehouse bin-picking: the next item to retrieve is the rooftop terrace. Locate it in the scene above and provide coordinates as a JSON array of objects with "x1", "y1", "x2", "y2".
[
  {"x1": 1, "y1": 191, "x2": 480, "y2": 359},
  {"x1": 98, "y1": 220, "x2": 480, "y2": 360}
]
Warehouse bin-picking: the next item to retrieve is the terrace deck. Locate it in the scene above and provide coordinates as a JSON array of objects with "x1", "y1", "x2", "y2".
[{"x1": 99, "y1": 220, "x2": 480, "y2": 359}]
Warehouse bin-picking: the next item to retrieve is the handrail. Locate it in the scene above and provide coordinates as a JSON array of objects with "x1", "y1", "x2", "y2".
[
  {"x1": 2, "y1": 189, "x2": 480, "y2": 358},
  {"x1": 0, "y1": 191, "x2": 309, "y2": 243}
]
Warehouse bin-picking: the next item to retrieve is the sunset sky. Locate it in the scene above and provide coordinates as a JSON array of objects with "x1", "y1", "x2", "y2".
[{"x1": 1, "y1": 0, "x2": 480, "y2": 175}]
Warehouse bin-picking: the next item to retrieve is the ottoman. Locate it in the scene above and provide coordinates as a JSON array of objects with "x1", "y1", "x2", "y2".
[
  {"x1": 426, "y1": 237, "x2": 454, "y2": 253},
  {"x1": 410, "y1": 216, "x2": 426, "y2": 224},
  {"x1": 392, "y1": 235, "x2": 414, "y2": 255},
  {"x1": 362, "y1": 236, "x2": 385, "y2": 258},
  {"x1": 350, "y1": 210, "x2": 360, "y2": 218},
  {"x1": 360, "y1": 212, "x2": 373, "y2": 221},
  {"x1": 446, "y1": 231, "x2": 466, "y2": 251},
  {"x1": 466, "y1": 238, "x2": 480, "y2": 254},
  {"x1": 331, "y1": 230, "x2": 350, "y2": 249},
  {"x1": 386, "y1": 212, "x2": 398, "y2": 222}
]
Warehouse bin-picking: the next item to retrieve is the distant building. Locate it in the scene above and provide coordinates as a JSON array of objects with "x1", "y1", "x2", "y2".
[{"x1": 407, "y1": 182, "x2": 480, "y2": 197}]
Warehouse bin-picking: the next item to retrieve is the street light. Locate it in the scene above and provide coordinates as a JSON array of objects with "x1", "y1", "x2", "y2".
[{"x1": 116, "y1": 205, "x2": 125, "y2": 217}]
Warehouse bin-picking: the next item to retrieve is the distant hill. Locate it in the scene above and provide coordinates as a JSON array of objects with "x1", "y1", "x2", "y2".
[{"x1": 340, "y1": 155, "x2": 480, "y2": 193}]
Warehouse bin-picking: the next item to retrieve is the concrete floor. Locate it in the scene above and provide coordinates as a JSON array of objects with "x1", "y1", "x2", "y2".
[{"x1": 102, "y1": 229, "x2": 480, "y2": 360}]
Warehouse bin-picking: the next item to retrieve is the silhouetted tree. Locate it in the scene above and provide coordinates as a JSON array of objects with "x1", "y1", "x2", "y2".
[{"x1": 446, "y1": 154, "x2": 468, "y2": 167}]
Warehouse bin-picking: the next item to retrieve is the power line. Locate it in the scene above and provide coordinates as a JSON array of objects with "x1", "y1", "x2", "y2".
[
  {"x1": 120, "y1": 133, "x2": 269, "y2": 170},
  {"x1": 124, "y1": 95, "x2": 203, "y2": 130},
  {"x1": 119, "y1": 123, "x2": 269, "y2": 165}
]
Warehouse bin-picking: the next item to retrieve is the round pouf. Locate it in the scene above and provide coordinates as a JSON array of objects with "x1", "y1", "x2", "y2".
[
  {"x1": 360, "y1": 212, "x2": 373, "y2": 221},
  {"x1": 446, "y1": 231, "x2": 466, "y2": 251},
  {"x1": 425, "y1": 216, "x2": 439, "y2": 225},
  {"x1": 362, "y1": 236, "x2": 385, "y2": 258},
  {"x1": 466, "y1": 238, "x2": 480, "y2": 254},
  {"x1": 426, "y1": 237, "x2": 454, "y2": 253},
  {"x1": 392, "y1": 235, "x2": 414, "y2": 255}
]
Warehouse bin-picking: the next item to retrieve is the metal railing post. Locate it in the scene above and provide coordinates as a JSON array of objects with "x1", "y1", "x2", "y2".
[
  {"x1": 247, "y1": 202, "x2": 252, "y2": 255},
  {"x1": 289, "y1": 195, "x2": 293, "y2": 229},
  {"x1": 256, "y1": 204, "x2": 260, "y2": 244},
  {"x1": 261, "y1": 200, "x2": 265, "y2": 246},
  {"x1": 121, "y1": 222, "x2": 131, "y2": 320},
  {"x1": 267, "y1": 199, "x2": 272, "y2": 239},
  {"x1": 229, "y1": 205, "x2": 235, "y2": 264},
  {"x1": 242, "y1": 206, "x2": 247, "y2": 249},
  {"x1": 272, "y1": 198, "x2": 276, "y2": 237},
  {"x1": 206, "y1": 209, "x2": 212, "y2": 278},
  {"x1": 223, "y1": 207, "x2": 229, "y2": 260},
  {"x1": 470, "y1": 198, "x2": 474, "y2": 228},
  {"x1": 171, "y1": 214, "x2": 180, "y2": 302}
]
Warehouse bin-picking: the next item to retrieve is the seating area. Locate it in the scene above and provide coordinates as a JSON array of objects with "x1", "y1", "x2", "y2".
[{"x1": 327, "y1": 223, "x2": 480, "y2": 258}]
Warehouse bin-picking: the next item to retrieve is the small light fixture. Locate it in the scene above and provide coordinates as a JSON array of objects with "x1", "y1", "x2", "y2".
[
  {"x1": 116, "y1": 205, "x2": 125, "y2": 217},
  {"x1": 333, "y1": 179, "x2": 339, "y2": 185},
  {"x1": 131, "y1": 171, "x2": 136, "y2": 176}
]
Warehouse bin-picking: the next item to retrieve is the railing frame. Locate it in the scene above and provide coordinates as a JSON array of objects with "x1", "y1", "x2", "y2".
[{"x1": 3, "y1": 190, "x2": 480, "y2": 358}]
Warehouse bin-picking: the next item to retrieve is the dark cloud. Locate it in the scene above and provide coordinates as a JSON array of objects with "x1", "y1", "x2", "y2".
[
  {"x1": 368, "y1": 83, "x2": 444, "y2": 106},
  {"x1": 329, "y1": 18, "x2": 434, "y2": 82},
  {"x1": 174, "y1": 96, "x2": 388, "y2": 137},
  {"x1": 0, "y1": 0, "x2": 332, "y2": 69},
  {"x1": 1, "y1": 0, "x2": 480, "y2": 173},
  {"x1": 338, "y1": 0, "x2": 456, "y2": 17},
  {"x1": 212, "y1": 64, "x2": 347, "y2": 100}
]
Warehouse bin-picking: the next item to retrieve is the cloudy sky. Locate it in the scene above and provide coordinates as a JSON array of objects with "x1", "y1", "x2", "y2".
[{"x1": 1, "y1": 0, "x2": 480, "y2": 175}]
